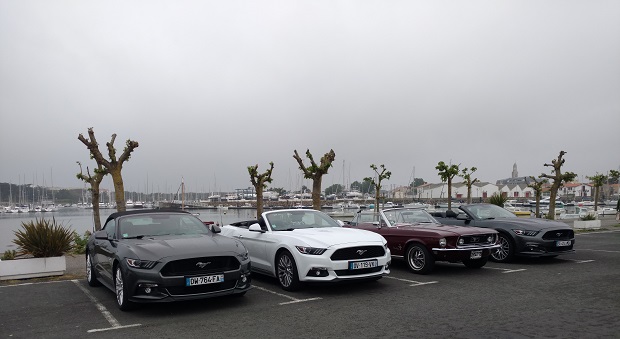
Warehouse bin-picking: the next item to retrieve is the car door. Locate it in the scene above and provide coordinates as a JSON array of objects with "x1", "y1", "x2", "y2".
[
  {"x1": 94, "y1": 219, "x2": 117, "y2": 285},
  {"x1": 223, "y1": 222, "x2": 273, "y2": 273}
]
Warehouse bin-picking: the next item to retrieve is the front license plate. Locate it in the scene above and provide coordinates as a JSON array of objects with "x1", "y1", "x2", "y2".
[
  {"x1": 470, "y1": 250, "x2": 482, "y2": 259},
  {"x1": 186, "y1": 274, "x2": 224, "y2": 286},
  {"x1": 349, "y1": 259, "x2": 378, "y2": 270},
  {"x1": 556, "y1": 240, "x2": 571, "y2": 247}
]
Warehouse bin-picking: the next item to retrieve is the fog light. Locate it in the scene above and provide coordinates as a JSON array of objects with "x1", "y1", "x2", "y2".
[
  {"x1": 144, "y1": 287, "x2": 152, "y2": 294},
  {"x1": 307, "y1": 267, "x2": 328, "y2": 277},
  {"x1": 241, "y1": 275, "x2": 247, "y2": 283}
]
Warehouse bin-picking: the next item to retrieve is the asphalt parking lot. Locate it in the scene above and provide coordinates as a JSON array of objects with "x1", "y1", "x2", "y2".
[{"x1": 1, "y1": 230, "x2": 619, "y2": 339}]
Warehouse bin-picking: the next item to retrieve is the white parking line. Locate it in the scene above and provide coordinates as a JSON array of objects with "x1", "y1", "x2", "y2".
[
  {"x1": 384, "y1": 276, "x2": 439, "y2": 286},
  {"x1": 484, "y1": 267, "x2": 527, "y2": 273},
  {"x1": 563, "y1": 259, "x2": 595, "y2": 264},
  {"x1": 72, "y1": 280, "x2": 141, "y2": 333},
  {"x1": 578, "y1": 249, "x2": 620, "y2": 253},
  {"x1": 252, "y1": 285, "x2": 322, "y2": 305}
]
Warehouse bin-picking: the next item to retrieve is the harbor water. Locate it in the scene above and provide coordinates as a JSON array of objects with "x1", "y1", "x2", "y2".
[{"x1": 0, "y1": 207, "x2": 258, "y2": 253}]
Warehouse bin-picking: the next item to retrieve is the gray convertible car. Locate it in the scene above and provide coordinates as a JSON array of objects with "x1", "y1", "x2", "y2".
[
  {"x1": 432, "y1": 203, "x2": 575, "y2": 263},
  {"x1": 86, "y1": 209, "x2": 252, "y2": 310}
]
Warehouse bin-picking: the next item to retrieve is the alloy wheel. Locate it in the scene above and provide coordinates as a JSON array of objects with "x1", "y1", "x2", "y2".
[
  {"x1": 115, "y1": 267, "x2": 124, "y2": 306},
  {"x1": 492, "y1": 236, "x2": 510, "y2": 261},
  {"x1": 408, "y1": 247, "x2": 425, "y2": 270},
  {"x1": 277, "y1": 254, "x2": 294, "y2": 287}
]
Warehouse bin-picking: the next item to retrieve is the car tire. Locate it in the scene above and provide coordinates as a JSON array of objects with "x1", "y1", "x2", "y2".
[
  {"x1": 405, "y1": 243, "x2": 435, "y2": 274},
  {"x1": 276, "y1": 251, "x2": 301, "y2": 291},
  {"x1": 463, "y1": 256, "x2": 488, "y2": 269},
  {"x1": 115, "y1": 266, "x2": 134, "y2": 311},
  {"x1": 86, "y1": 253, "x2": 101, "y2": 287},
  {"x1": 490, "y1": 233, "x2": 514, "y2": 263}
]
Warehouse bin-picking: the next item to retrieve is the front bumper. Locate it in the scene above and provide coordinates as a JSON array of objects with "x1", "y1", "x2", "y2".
[
  {"x1": 122, "y1": 261, "x2": 252, "y2": 303},
  {"x1": 295, "y1": 249, "x2": 391, "y2": 283},
  {"x1": 514, "y1": 238, "x2": 576, "y2": 257},
  {"x1": 431, "y1": 244, "x2": 501, "y2": 262}
]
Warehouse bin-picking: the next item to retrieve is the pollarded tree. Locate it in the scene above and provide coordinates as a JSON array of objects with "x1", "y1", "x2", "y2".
[
  {"x1": 76, "y1": 161, "x2": 108, "y2": 231},
  {"x1": 436, "y1": 161, "x2": 460, "y2": 211},
  {"x1": 540, "y1": 151, "x2": 577, "y2": 219},
  {"x1": 459, "y1": 167, "x2": 478, "y2": 204},
  {"x1": 527, "y1": 176, "x2": 548, "y2": 218},
  {"x1": 364, "y1": 164, "x2": 392, "y2": 212},
  {"x1": 587, "y1": 173, "x2": 607, "y2": 212},
  {"x1": 78, "y1": 127, "x2": 139, "y2": 212},
  {"x1": 248, "y1": 162, "x2": 274, "y2": 217},
  {"x1": 293, "y1": 149, "x2": 336, "y2": 210}
]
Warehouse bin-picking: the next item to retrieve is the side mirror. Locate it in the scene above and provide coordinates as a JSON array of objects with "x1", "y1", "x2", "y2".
[
  {"x1": 95, "y1": 230, "x2": 109, "y2": 240},
  {"x1": 457, "y1": 213, "x2": 469, "y2": 220},
  {"x1": 372, "y1": 221, "x2": 381, "y2": 229},
  {"x1": 249, "y1": 223, "x2": 266, "y2": 233},
  {"x1": 210, "y1": 224, "x2": 221, "y2": 234},
  {"x1": 336, "y1": 220, "x2": 345, "y2": 226}
]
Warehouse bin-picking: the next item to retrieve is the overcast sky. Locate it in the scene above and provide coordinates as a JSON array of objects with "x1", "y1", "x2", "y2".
[{"x1": 1, "y1": 1, "x2": 618, "y2": 194}]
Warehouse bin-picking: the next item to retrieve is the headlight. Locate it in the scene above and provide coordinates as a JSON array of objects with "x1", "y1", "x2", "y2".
[
  {"x1": 439, "y1": 238, "x2": 447, "y2": 247},
  {"x1": 237, "y1": 250, "x2": 249, "y2": 261},
  {"x1": 295, "y1": 246, "x2": 327, "y2": 255},
  {"x1": 126, "y1": 258, "x2": 156, "y2": 269},
  {"x1": 512, "y1": 229, "x2": 539, "y2": 236}
]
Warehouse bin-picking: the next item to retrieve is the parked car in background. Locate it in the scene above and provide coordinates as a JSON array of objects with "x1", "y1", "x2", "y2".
[
  {"x1": 221, "y1": 209, "x2": 391, "y2": 291},
  {"x1": 345, "y1": 208, "x2": 499, "y2": 274},
  {"x1": 432, "y1": 203, "x2": 575, "y2": 263},
  {"x1": 86, "y1": 209, "x2": 252, "y2": 310}
]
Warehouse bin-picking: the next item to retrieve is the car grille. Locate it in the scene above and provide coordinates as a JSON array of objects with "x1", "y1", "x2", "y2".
[
  {"x1": 458, "y1": 233, "x2": 496, "y2": 246},
  {"x1": 330, "y1": 246, "x2": 386, "y2": 261},
  {"x1": 160, "y1": 256, "x2": 240, "y2": 277},
  {"x1": 334, "y1": 266, "x2": 383, "y2": 276},
  {"x1": 166, "y1": 280, "x2": 237, "y2": 296},
  {"x1": 542, "y1": 229, "x2": 574, "y2": 240}
]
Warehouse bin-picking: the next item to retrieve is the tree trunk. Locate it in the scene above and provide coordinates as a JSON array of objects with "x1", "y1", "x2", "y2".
[
  {"x1": 548, "y1": 186, "x2": 558, "y2": 220},
  {"x1": 535, "y1": 193, "x2": 541, "y2": 218},
  {"x1": 110, "y1": 168, "x2": 126, "y2": 212},
  {"x1": 447, "y1": 180, "x2": 452, "y2": 210},
  {"x1": 467, "y1": 185, "x2": 472, "y2": 204},
  {"x1": 91, "y1": 188, "x2": 102, "y2": 231},
  {"x1": 312, "y1": 177, "x2": 322, "y2": 210},
  {"x1": 594, "y1": 187, "x2": 599, "y2": 211},
  {"x1": 256, "y1": 186, "x2": 264, "y2": 217},
  {"x1": 374, "y1": 185, "x2": 381, "y2": 213}
]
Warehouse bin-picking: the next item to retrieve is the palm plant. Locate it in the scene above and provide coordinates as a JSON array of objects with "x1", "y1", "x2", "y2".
[{"x1": 13, "y1": 217, "x2": 74, "y2": 257}]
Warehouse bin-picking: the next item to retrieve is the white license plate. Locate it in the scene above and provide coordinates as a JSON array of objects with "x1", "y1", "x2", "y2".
[
  {"x1": 349, "y1": 259, "x2": 378, "y2": 270},
  {"x1": 556, "y1": 240, "x2": 571, "y2": 247},
  {"x1": 470, "y1": 250, "x2": 482, "y2": 259},
  {"x1": 186, "y1": 274, "x2": 224, "y2": 286}
]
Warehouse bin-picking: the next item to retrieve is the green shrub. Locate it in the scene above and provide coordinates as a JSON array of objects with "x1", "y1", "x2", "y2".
[
  {"x1": 1, "y1": 250, "x2": 16, "y2": 260},
  {"x1": 488, "y1": 193, "x2": 508, "y2": 207},
  {"x1": 13, "y1": 217, "x2": 74, "y2": 257},
  {"x1": 580, "y1": 214, "x2": 597, "y2": 221},
  {"x1": 72, "y1": 230, "x2": 92, "y2": 255}
]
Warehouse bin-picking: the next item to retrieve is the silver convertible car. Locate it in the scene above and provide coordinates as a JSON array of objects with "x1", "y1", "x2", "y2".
[{"x1": 86, "y1": 209, "x2": 252, "y2": 310}]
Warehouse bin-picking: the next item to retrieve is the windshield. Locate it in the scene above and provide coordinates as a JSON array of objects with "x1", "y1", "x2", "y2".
[
  {"x1": 383, "y1": 208, "x2": 437, "y2": 225},
  {"x1": 463, "y1": 204, "x2": 517, "y2": 219},
  {"x1": 266, "y1": 210, "x2": 340, "y2": 231},
  {"x1": 119, "y1": 213, "x2": 209, "y2": 238}
]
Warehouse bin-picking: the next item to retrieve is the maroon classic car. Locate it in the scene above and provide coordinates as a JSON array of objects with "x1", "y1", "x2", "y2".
[{"x1": 345, "y1": 208, "x2": 500, "y2": 274}]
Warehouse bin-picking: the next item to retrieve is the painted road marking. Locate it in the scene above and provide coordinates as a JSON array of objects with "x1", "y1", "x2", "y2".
[
  {"x1": 578, "y1": 249, "x2": 620, "y2": 253},
  {"x1": 484, "y1": 267, "x2": 527, "y2": 273},
  {"x1": 385, "y1": 276, "x2": 439, "y2": 286},
  {"x1": 563, "y1": 259, "x2": 595, "y2": 264},
  {"x1": 252, "y1": 285, "x2": 322, "y2": 305},
  {"x1": 72, "y1": 280, "x2": 141, "y2": 333}
]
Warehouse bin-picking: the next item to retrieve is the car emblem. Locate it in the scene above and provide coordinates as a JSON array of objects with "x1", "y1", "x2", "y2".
[
  {"x1": 472, "y1": 237, "x2": 479, "y2": 242},
  {"x1": 196, "y1": 262, "x2": 211, "y2": 268},
  {"x1": 356, "y1": 250, "x2": 367, "y2": 255},
  {"x1": 556, "y1": 232, "x2": 562, "y2": 237}
]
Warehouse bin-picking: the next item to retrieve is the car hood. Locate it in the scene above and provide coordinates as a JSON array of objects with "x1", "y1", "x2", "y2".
[
  {"x1": 484, "y1": 217, "x2": 569, "y2": 231},
  {"x1": 394, "y1": 223, "x2": 497, "y2": 236},
  {"x1": 120, "y1": 234, "x2": 246, "y2": 261},
  {"x1": 278, "y1": 227, "x2": 385, "y2": 248}
]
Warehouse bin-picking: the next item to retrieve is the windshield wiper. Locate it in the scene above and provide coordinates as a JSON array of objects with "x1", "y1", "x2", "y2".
[{"x1": 124, "y1": 235, "x2": 146, "y2": 239}]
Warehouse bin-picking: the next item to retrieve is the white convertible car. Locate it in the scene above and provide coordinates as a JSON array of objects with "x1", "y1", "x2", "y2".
[{"x1": 221, "y1": 209, "x2": 391, "y2": 291}]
